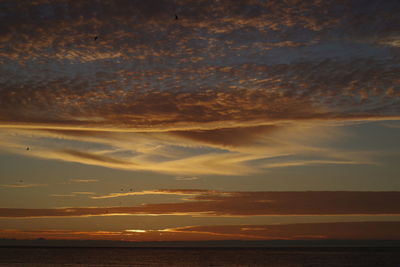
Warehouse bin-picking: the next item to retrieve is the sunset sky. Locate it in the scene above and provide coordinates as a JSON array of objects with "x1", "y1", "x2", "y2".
[{"x1": 0, "y1": 0, "x2": 399, "y2": 243}]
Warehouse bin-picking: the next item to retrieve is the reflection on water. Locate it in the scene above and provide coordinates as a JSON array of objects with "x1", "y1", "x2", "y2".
[{"x1": 0, "y1": 247, "x2": 399, "y2": 267}]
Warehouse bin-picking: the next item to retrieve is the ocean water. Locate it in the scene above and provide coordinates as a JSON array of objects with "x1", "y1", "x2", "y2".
[{"x1": 0, "y1": 247, "x2": 399, "y2": 267}]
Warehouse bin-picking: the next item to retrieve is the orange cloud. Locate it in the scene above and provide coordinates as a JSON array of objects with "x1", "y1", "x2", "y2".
[
  {"x1": 164, "y1": 221, "x2": 400, "y2": 240},
  {"x1": 0, "y1": 111, "x2": 385, "y2": 176},
  {"x1": 171, "y1": 125, "x2": 279, "y2": 147},
  {"x1": 91, "y1": 189, "x2": 212, "y2": 199},
  {"x1": 1, "y1": 221, "x2": 400, "y2": 241},
  {"x1": 59, "y1": 149, "x2": 132, "y2": 165}
]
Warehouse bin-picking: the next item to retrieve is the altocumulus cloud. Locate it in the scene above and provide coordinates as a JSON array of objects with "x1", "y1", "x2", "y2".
[{"x1": 0, "y1": 0, "x2": 399, "y2": 174}]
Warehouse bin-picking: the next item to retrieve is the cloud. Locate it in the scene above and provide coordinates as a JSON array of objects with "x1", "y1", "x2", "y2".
[
  {"x1": 3, "y1": 0, "x2": 398, "y2": 65},
  {"x1": 1, "y1": 221, "x2": 400, "y2": 241},
  {"x1": 0, "y1": 60, "x2": 398, "y2": 133},
  {"x1": 58, "y1": 149, "x2": 132, "y2": 165},
  {"x1": 91, "y1": 189, "x2": 213, "y2": 199},
  {"x1": 0, "y1": 0, "x2": 399, "y2": 175},
  {"x1": 0, "y1": 121, "x2": 381, "y2": 175},
  {"x1": 379, "y1": 38, "x2": 400, "y2": 48},
  {"x1": 171, "y1": 125, "x2": 279, "y2": 147},
  {"x1": 261, "y1": 159, "x2": 368, "y2": 168},
  {"x1": 1, "y1": 190, "x2": 400, "y2": 218},
  {"x1": 163, "y1": 221, "x2": 400, "y2": 240},
  {"x1": 71, "y1": 192, "x2": 95, "y2": 195},
  {"x1": 381, "y1": 122, "x2": 400, "y2": 129},
  {"x1": 174, "y1": 176, "x2": 199, "y2": 181},
  {"x1": 0, "y1": 183, "x2": 47, "y2": 188},
  {"x1": 0, "y1": 0, "x2": 344, "y2": 64},
  {"x1": 51, "y1": 192, "x2": 96, "y2": 197},
  {"x1": 1, "y1": 0, "x2": 399, "y2": 130},
  {"x1": 69, "y1": 179, "x2": 99, "y2": 183}
]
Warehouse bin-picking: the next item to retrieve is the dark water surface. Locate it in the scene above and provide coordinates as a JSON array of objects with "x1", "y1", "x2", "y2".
[{"x1": 0, "y1": 247, "x2": 399, "y2": 266}]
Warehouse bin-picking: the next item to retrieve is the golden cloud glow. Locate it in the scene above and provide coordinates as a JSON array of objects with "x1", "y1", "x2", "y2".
[
  {"x1": 0, "y1": 121, "x2": 381, "y2": 175},
  {"x1": 91, "y1": 189, "x2": 213, "y2": 199},
  {"x1": 125, "y1": 229, "x2": 147, "y2": 233},
  {"x1": 2, "y1": 221, "x2": 400, "y2": 241}
]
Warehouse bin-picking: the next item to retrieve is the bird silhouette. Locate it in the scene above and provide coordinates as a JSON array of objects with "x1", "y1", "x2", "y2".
[
  {"x1": 175, "y1": 14, "x2": 178, "y2": 20},
  {"x1": 94, "y1": 36, "x2": 98, "y2": 41}
]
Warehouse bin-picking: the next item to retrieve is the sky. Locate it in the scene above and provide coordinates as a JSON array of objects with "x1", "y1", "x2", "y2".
[{"x1": 0, "y1": 0, "x2": 399, "y2": 243}]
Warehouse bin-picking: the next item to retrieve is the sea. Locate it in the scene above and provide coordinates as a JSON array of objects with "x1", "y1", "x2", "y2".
[{"x1": 0, "y1": 247, "x2": 399, "y2": 266}]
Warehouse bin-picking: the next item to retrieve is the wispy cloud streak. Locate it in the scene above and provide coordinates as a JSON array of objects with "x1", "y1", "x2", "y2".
[
  {"x1": 1, "y1": 190, "x2": 399, "y2": 218},
  {"x1": 0, "y1": 183, "x2": 47, "y2": 188}
]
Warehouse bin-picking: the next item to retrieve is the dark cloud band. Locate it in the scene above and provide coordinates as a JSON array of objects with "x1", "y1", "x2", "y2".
[{"x1": 1, "y1": 190, "x2": 399, "y2": 217}]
